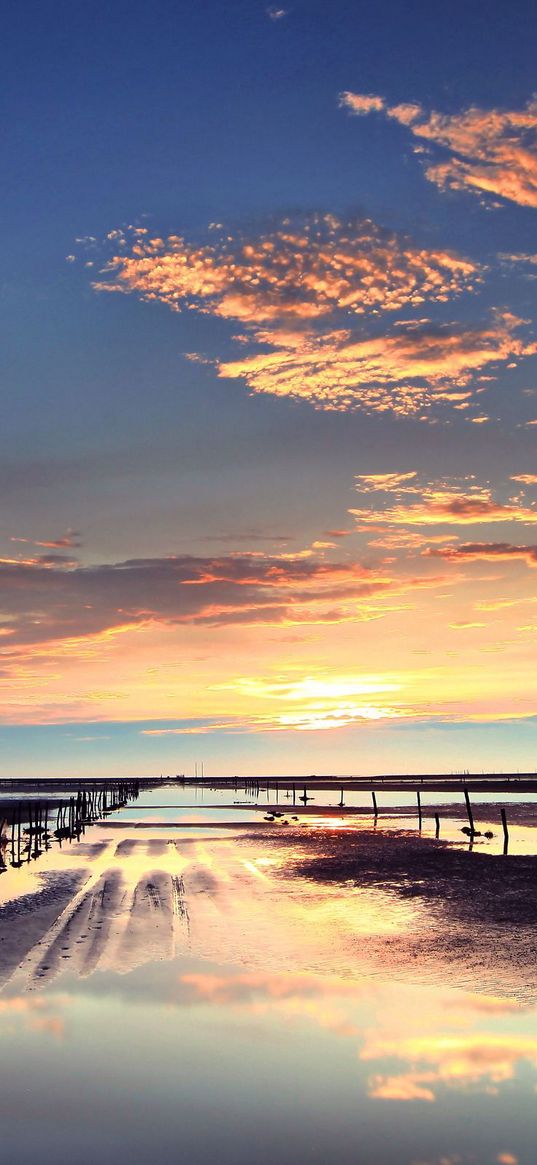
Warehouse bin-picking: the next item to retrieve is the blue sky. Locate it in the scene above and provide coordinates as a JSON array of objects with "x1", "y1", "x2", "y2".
[{"x1": 2, "y1": 0, "x2": 537, "y2": 775}]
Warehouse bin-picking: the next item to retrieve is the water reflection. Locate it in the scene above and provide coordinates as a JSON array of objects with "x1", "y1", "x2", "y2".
[
  {"x1": 1, "y1": 784, "x2": 537, "y2": 1164},
  {"x1": 0, "y1": 780, "x2": 144, "y2": 875},
  {"x1": 3, "y1": 822, "x2": 429, "y2": 992},
  {"x1": 0, "y1": 953, "x2": 533, "y2": 1164},
  {"x1": 112, "y1": 780, "x2": 537, "y2": 857}
]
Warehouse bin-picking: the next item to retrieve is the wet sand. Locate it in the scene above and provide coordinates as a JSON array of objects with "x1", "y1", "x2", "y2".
[{"x1": 242, "y1": 821, "x2": 537, "y2": 996}]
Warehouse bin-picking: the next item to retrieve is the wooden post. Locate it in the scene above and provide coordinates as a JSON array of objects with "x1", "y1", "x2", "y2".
[
  {"x1": 17, "y1": 805, "x2": 22, "y2": 865},
  {"x1": 435, "y1": 813, "x2": 440, "y2": 838},
  {"x1": 500, "y1": 807, "x2": 509, "y2": 855},
  {"x1": 417, "y1": 790, "x2": 422, "y2": 831},
  {"x1": 464, "y1": 788, "x2": 475, "y2": 834},
  {"x1": 372, "y1": 790, "x2": 378, "y2": 817},
  {"x1": 26, "y1": 802, "x2": 32, "y2": 862}
]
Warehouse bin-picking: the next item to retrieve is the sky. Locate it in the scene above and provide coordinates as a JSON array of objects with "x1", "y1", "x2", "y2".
[{"x1": 2, "y1": 0, "x2": 537, "y2": 776}]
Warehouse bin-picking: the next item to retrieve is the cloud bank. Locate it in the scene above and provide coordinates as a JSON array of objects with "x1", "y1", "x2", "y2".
[{"x1": 0, "y1": 548, "x2": 439, "y2": 652}]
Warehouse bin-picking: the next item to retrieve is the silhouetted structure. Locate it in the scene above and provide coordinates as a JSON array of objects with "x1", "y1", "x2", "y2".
[{"x1": 0, "y1": 777, "x2": 169, "y2": 875}]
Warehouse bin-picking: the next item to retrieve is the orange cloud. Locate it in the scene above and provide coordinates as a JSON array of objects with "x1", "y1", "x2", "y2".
[
  {"x1": 87, "y1": 218, "x2": 537, "y2": 418},
  {"x1": 362, "y1": 1032, "x2": 537, "y2": 1100},
  {"x1": 341, "y1": 91, "x2": 537, "y2": 208},
  {"x1": 424, "y1": 542, "x2": 537, "y2": 567},
  {"x1": 340, "y1": 92, "x2": 387, "y2": 115},
  {"x1": 354, "y1": 471, "x2": 419, "y2": 493},
  {"x1": 364, "y1": 531, "x2": 459, "y2": 550},
  {"x1": 352, "y1": 484, "x2": 537, "y2": 527},
  {"x1": 0, "y1": 995, "x2": 65, "y2": 1037},
  {"x1": 179, "y1": 969, "x2": 365, "y2": 1004},
  {"x1": 218, "y1": 312, "x2": 534, "y2": 415},
  {"x1": 94, "y1": 215, "x2": 479, "y2": 324},
  {"x1": 10, "y1": 529, "x2": 81, "y2": 550},
  {"x1": 500, "y1": 252, "x2": 537, "y2": 267},
  {"x1": 368, "y1": 1071, "x2": 435, "y2": 1102}
]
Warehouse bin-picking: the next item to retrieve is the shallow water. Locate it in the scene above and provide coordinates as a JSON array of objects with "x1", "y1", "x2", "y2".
[
  {"x1": 112, "y1": 781, "x2": 537, "y2": 857},
  {"x1": 1, "y1": 782, "x2": 537, "y2": 1164}
]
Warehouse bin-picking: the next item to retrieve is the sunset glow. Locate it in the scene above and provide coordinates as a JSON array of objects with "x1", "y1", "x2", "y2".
[{"x1": 2, "y1": 1, "x2": 536, "y2": 777}]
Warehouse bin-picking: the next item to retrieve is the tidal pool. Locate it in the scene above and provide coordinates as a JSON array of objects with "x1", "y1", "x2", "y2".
[{"x1": 1, "y1": 783, "x2": 536, "y2": 1165}]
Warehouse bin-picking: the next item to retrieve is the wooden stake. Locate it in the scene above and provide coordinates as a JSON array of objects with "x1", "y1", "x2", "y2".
[
  {"x1": 464, "y1": 788, "x2": 475, "y2": 834},
  {"x1": 500, "y1": 807, "x2": 509, "y2": 855}
]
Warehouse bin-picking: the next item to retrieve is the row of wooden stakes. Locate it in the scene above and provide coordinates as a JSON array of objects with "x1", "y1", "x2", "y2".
[{"x1": 0, "y1": 780, "x2": 141, "y2": 872}]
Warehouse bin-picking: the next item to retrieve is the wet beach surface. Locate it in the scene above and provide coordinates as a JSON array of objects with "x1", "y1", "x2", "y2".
[{"x1": 1, "y1": 781, "x2": 537, "y2": 1165}]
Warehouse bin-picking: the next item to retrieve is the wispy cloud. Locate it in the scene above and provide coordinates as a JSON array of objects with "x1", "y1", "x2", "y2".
[
  {"x1": 499, "y1": 252, "x2": 537, "y2": 270},
  {"x1": 354, "y1": 471, "x2": 418, "y2": 493},
  {"x1": 340, "y1": 91, "x2": 537, "y2": 208},
  {"x1": 424, "y1": 541, "x2": 537, "y2": 567},
  {"x1": 10, "y1": 529, "x2": 81, "y2": 550},
  {"x1": 351, "y1": 483, "x2": 537, "y2": 527}
]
